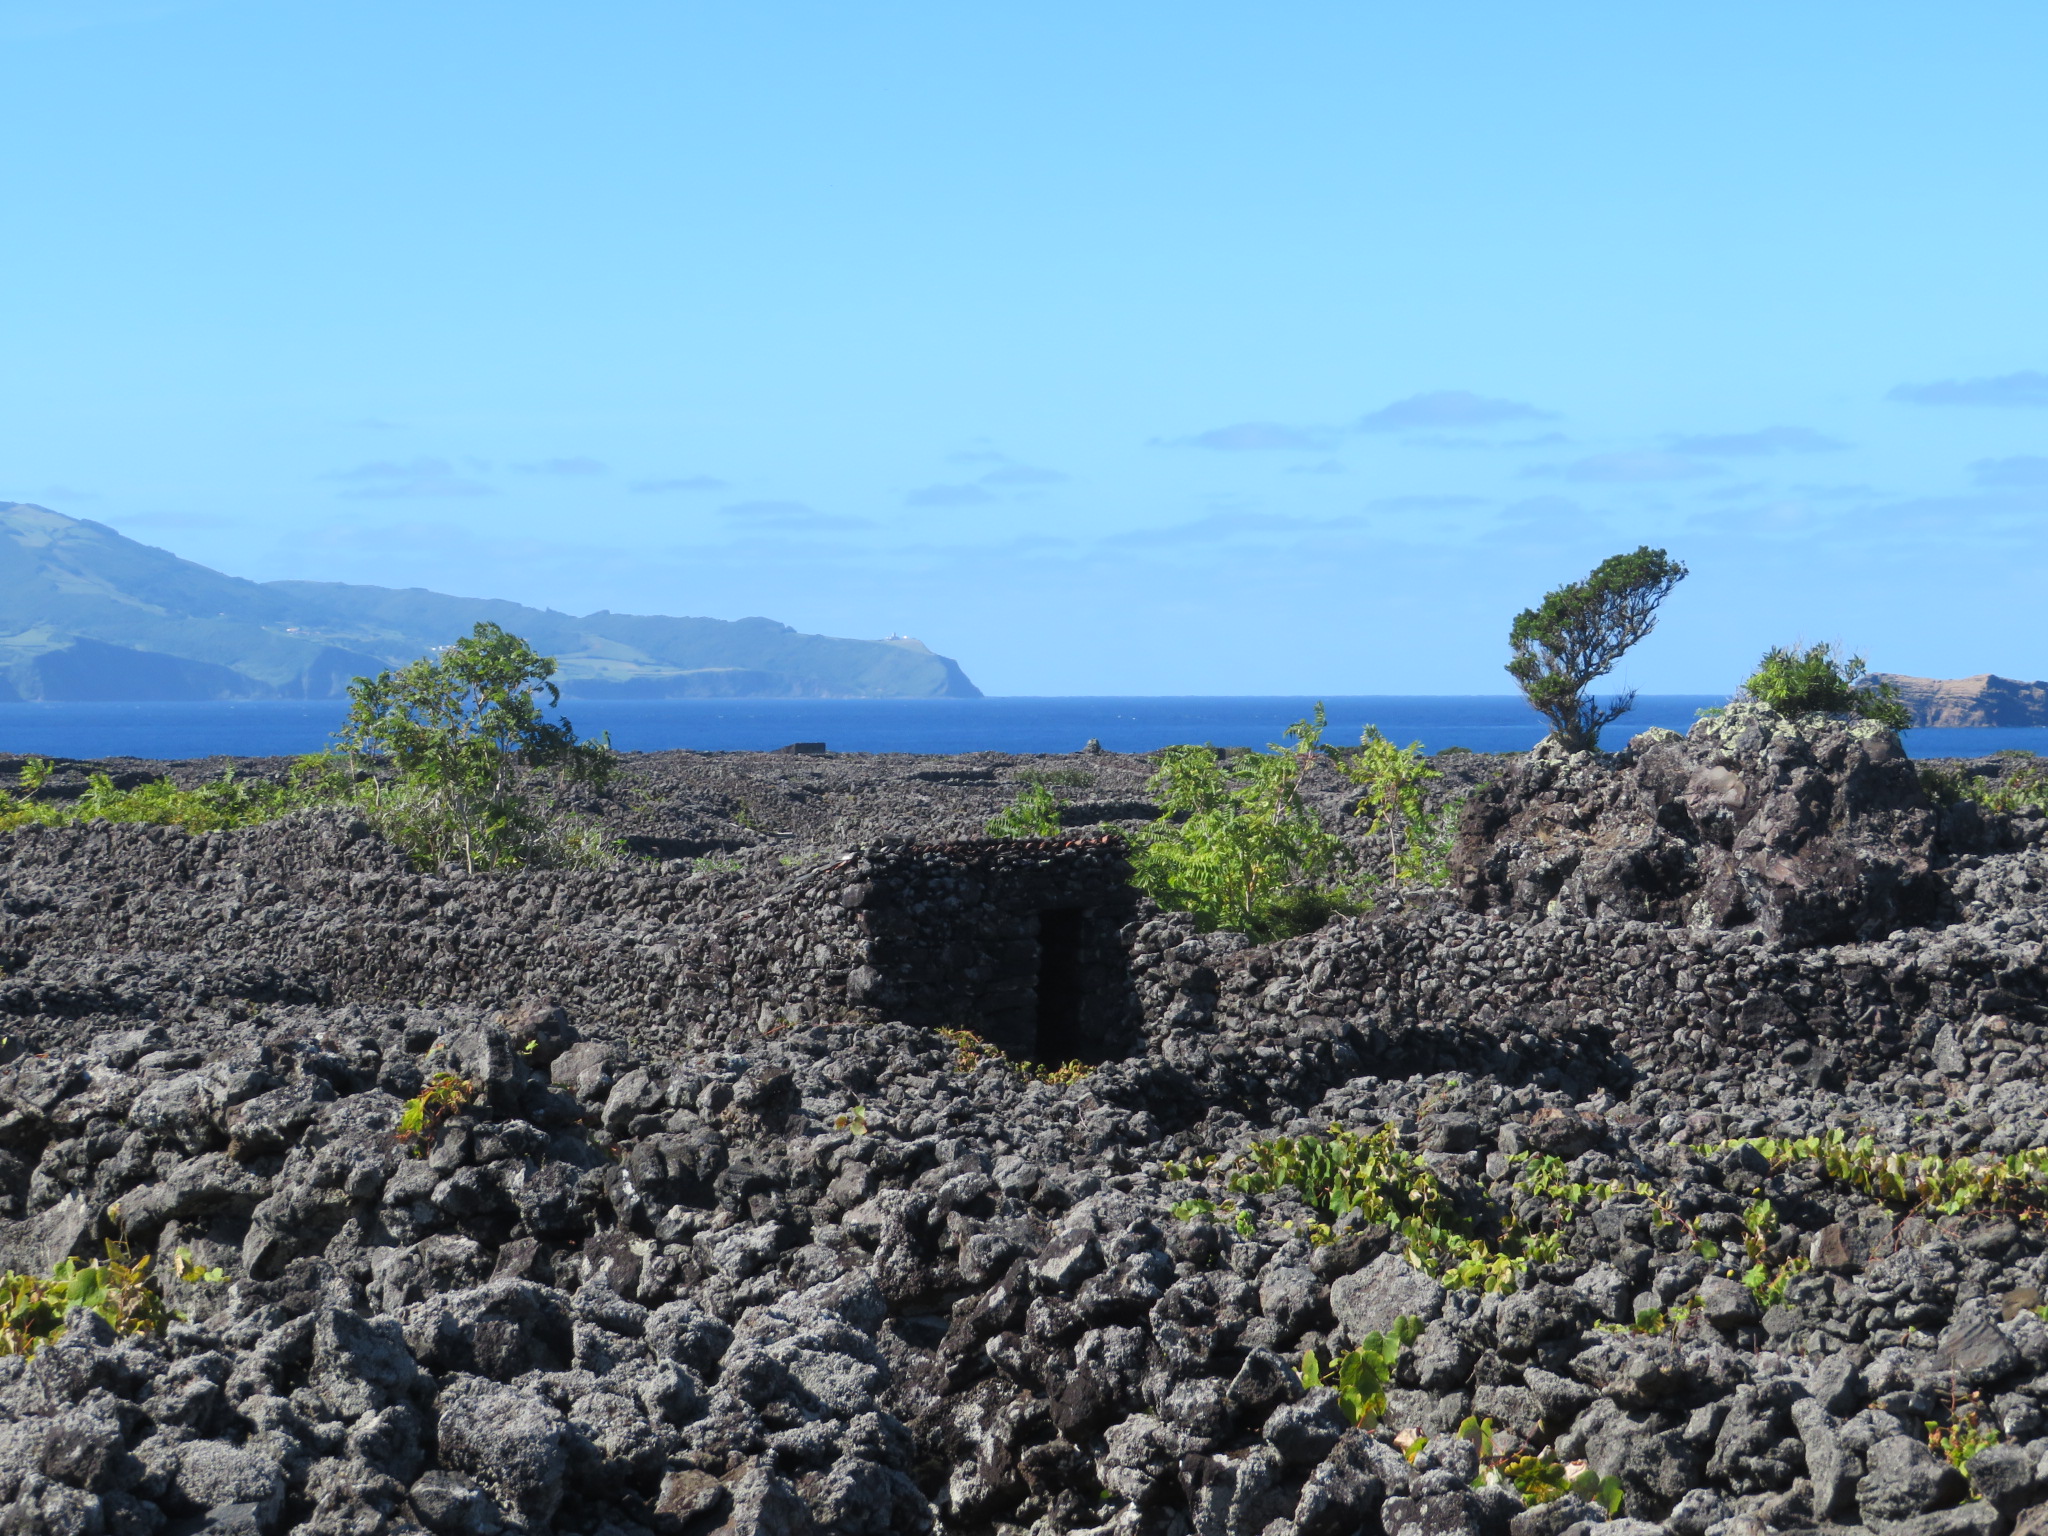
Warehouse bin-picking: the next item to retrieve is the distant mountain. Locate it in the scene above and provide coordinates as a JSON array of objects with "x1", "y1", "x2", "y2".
[
  {"x1": 1873, "y1": 673, "x2": 2048, "y2": 727},
  {"x1": 0, "y1": 504, "x2": 981, "y2": 701}
]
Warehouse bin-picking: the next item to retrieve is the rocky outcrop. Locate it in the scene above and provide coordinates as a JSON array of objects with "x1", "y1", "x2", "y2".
[
  {"x1": 1452, "y1": 702, "x2": 1950, "y2": 948},
  {"x1": 1875, "y1": 674, "x2": 2048, "y2": 728}
]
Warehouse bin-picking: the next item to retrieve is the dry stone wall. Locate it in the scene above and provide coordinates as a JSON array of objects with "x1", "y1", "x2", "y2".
[{"x1": 0, "y1": 817, "x2": 1141, "y2": 1061}]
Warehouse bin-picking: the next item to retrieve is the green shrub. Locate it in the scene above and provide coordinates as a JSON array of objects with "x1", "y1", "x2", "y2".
[
  {"x1": 0, "y1": 758, "x2": 344, "y2": 835},
  {"x1": 986, "y1": 781, "x2": 1063, "y2": 838},
  {"x1": 1506, "y1": 547, "x2": 1688, "y2": 752},
  {"x1": 1739, "y1": 643, "x2": 1911, "y2": 730},
  {"x1": 0, "y1": 626, "x2": 621, "y2": 876},
  {"x1": 1478, "y1": 1451, "x2": 1623, "y2": 1512},
  {"x1": 1929, "y1": 756, "x2": 2048, "y2": 815},
  {"x1": 1974, "y1": 760, "x2": 2048, "y2": 813},
  {"x1": 1125, "y1": 707, "x2": 1361, "y2": 941},
  {"x1": 1928, "y1": 1408, "x2": 1999, "y2": 1472},
  {"x1": 339, "y1": 622, "x2": 618, "y2": 872},
  {"x1": 936, "y1": 1026, "x2": 1093, "y2": 1085}
]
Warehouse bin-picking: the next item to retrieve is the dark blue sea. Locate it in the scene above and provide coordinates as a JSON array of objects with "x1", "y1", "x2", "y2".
[{"x1": 0, "y1": 696, "x2": 2038, "y2": 762}]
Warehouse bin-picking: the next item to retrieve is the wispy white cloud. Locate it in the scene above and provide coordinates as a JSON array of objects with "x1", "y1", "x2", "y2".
[
  {"x1": 1400, "y1": 430, "x2": 1571, "y2": 450},
  {"x1": 1524, "y1": 452, "x2": 1717, "y2": 483},
  {"x1": 630, "y1": 475, "x2": 726, "y2": 494},
  {"x1": 1889, "y1": 370, "x2": 2048, "y2": 408},
  {"x1": 910, "y1": 455, "x2": 1069, "y2": 504},
  {"x1": 977, "y1": 461, "x2": 1067, "y2": 486},
  {"x1": 907, "y1": 483, "x2": 996, "y2": 507},
  {"x1": 1366, "y1": 493, "x2": 1490, "y2": 512},
  {"x1": 1973, "y1": 455, "x2": 2048, "y2": 487},
  {"x1": 1102, "y1": 510, "x2": 1362, "y2": 548},
  {"x1": 1687, "y1": 486, "x2": 2048, "y2": 545},
  {"x1": 320, "y1": 458, "x2": 495, "y2": 498},
  {"x1": 514, "y1": 456, "x2": 607, "y2": 476},
  {"x1": 1788, "y1": 483, "x2": 1879, "y2": 501},
  {"x1": 1670, "y1": 426, "x2": 1847, "y2": 456},
  {"x1": 1156, "y1": 421, "x2": 1334, "y2": 451},
  {"x1": 109, "y1": 511, "x2": 237, "y2": 531},
  {"x1": 720, "y1": 499, "x2": 874, "y2": 531},
  {"x1": 1356, "y1": 390, "x2": 1551, "y2": 433},
  {"x1": 1485, "y1": 495, "x2": 1610, "y2": 543}
]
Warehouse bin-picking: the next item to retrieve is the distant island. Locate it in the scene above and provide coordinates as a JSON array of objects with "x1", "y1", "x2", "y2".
[
  {"x1": 0, "y1": 504, "x2": 981, "y2": 701},
  {"x1": 1873, "y1": 672, "x2": 2048, "y2": 727}
]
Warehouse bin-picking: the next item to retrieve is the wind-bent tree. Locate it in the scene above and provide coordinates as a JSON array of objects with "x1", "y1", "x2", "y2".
[{"x1": 1506, "y1": 547, "x2": 1687, "y2": 753}]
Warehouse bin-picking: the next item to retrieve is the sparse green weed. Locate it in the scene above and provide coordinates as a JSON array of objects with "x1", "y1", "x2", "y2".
[
  {"x1": 1300, "y1": 1316, "x2": 1423, "y2": 1427},
  {"x1": 396, "y1": 1072, "x2": 477, "y2": 1155},
  {"x1": 986, "y1": 781, "x2": 1064, "y2": 838},
  {"x1": 0, "y1": 1241, "x2": 224, "y2": 1356},
  {"x1": 935, "y1": 1026, "x2": 1094, "y2": 1087},
  {"x1": 1927, "y1": 1407, "x2": 1999, "y2": 1473},
  {"x1": 1711, "y1": 1131, "x2": 2048, "y2": 1217}
]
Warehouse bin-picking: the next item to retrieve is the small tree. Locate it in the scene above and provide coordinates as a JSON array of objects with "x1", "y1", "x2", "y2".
[
  {"x1": 1506, "y1": 547, "x2": 1687, "y2": 753},
  {"x1": 1338, "y1": 726, "x2": 1457, "y2": 888},
  {"x1": 1740, "y1": 643, "x2": 1912, "y2": 730},
  {"x1": 1126, "y1": 707, "x2": 1360, "y2": 941},
  {"x1": 338, "y1": 623, "x2": 614, "y2": 872}
]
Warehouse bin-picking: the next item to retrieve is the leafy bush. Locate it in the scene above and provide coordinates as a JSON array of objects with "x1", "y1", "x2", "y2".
[
  {"x1": 1126, "y1": 708, "x2": 1362, "y2": 941},
  {"x1": 339, "y1": 622, "x2": 617, "y2": 872},
  {"x1": 1740, "y1": 643, "x2": 1911, "y2": 729},
  {"x1": 986, "y1": 781, "x2": 1063, "y2": 838},
  {"x1": 1928, "y1": 1407, "x2": 1999, "y2": 1472},
  {"x1": 1506, "y1": 547, "x2": 1688, "y2": 752},
  {"x1": 0, "y1": 626, "x2": 621, "y2": 876},
  {"x1": 1478, "y1": 1450, "x2": 1624, "y2": 1512}
]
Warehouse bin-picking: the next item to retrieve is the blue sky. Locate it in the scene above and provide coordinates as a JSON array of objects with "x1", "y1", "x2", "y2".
[{"x1": 4, "y1": 2, "x2": 2045, "y2": 695}]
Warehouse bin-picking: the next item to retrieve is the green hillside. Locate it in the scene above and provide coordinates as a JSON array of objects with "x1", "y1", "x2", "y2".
[{"x1": 0, "y1": 504, "x2": 981, "y2": 700}]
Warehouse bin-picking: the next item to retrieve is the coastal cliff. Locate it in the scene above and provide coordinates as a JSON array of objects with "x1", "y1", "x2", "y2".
[
  {"x1": 1875, "y1": 671, "x2": 2048, "y2": 727},
  {"x1": 0, "y1": 504, "x2": 982, "y2": 701}
]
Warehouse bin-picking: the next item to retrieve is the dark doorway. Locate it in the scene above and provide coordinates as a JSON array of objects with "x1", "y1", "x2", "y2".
[{"x1": 1034, "y1": 908, "x2": 1089, "y2": 1063}]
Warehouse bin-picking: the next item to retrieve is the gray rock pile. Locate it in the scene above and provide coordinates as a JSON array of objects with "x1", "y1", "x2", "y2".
[
  {"x1": 1453, "y1": 704, "x2": 1964, "y2": 947},
  {"x1": 0, "y1": 720, "x2": 2042, "y2": 1536}
]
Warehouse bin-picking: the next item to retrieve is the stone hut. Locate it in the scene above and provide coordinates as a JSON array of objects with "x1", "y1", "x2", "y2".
[{"x1": 835, "y1": 835, "x2": 1142, "y2": 1063}]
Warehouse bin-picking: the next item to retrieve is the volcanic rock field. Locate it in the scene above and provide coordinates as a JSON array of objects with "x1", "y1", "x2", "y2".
[{"x1": 1, "y1": 704, "x2": 2046, "y2": 1536}]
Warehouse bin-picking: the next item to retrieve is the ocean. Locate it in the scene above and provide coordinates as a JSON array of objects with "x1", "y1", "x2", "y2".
[{"x1": 0, "y1": 696, "x2": 2040, "y2": 762}]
